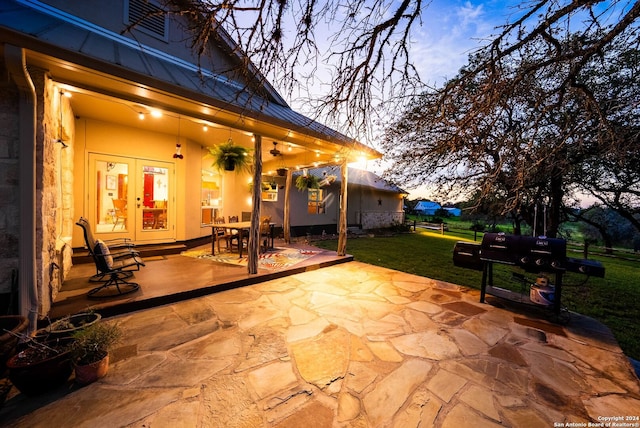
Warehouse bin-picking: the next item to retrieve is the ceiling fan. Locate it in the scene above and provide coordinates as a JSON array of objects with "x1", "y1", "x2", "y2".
[{"x1": 270, "y1": 142, "x2": 281, "y2": 156}]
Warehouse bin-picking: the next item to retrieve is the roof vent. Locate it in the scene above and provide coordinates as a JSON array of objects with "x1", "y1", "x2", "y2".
[{"x1": 125, "y1": 0, "x2": 168, "y2": 42}]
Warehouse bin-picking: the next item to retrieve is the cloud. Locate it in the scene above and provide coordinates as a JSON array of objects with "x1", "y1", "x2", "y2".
[{"x1": 410, "y1": 1, "x2": 506, "y2": 85}]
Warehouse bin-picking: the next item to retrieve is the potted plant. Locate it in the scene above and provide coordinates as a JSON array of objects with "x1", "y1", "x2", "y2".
[
  {"x1": 295, "y1": 174, "x2": 320, "y2": 191},
  {"x1": 6, "y1": 335, "x2": 75, "y2": 396},
  {"x1": 276, "y1": 167, "x2": 288, "y2": 176},
  {"x1": 208, "y1": 139, "x2": 252, "y2": 173},
  {"x1": 70, "y1": 321, "x2": 122, "y2": 385},
  {"x1": 35, "y1": 312, "x2": 101, "y2": 339}
]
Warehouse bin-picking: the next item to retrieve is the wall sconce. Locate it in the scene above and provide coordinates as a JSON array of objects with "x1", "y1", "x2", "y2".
[{"x1": 173, "y1": 144, "x2": 183, "y2": 159}]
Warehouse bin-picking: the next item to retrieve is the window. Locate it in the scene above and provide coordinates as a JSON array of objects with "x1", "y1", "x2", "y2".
[
  {"x1": 125, "y1": 0, "x2": 169, "y2": 42},
  {"x1": 308, "y1": 189, "x2": 325, "y2": 214},
  {"x1": 201, "y1": 169, "x2": 222, "y2": 225}
]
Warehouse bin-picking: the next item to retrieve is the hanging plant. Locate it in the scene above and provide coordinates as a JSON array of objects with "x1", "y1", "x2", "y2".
[
  {"x1": 276, "y1": 167, "x2": 288, "y2": 177},
  {"x1": 208, "y1": 139, "x2": 252, "y2": 173},
  {"x1": 295, "y1": 174, "x2": 320, "y2": 191}
]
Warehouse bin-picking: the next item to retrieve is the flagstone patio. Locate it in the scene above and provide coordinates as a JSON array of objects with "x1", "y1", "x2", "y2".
[{"x1": 1, "y1": 261, "x2": 639, "y2": 427}]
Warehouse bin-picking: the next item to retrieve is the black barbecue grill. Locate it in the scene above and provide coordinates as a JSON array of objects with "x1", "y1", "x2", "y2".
[
  {"x1": 453, "y1": 233, "x2": 604, "y2": 317},
  {"x1": 480, "y1": 233, "x2": 567, "y2": 272}
]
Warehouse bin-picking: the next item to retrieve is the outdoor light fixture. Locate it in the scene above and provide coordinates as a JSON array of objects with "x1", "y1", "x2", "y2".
[
  {"x1": 56, "y1": 91, "x2": 69, "y2": 148},
  {"x1": 174, "y1": 118, "x2": 183, "y2": 159},
  {"x1": 173, "y1": 144, "x2": 183, "y2": 159}
]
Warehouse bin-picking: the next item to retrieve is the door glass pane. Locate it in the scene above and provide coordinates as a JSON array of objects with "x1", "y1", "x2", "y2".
[
  {"x1": 95, "y1": 161, "x2": 129, "y2": 233},
  {"x1": 142, "y1": 165, "x2": 168, "y2": 230}
]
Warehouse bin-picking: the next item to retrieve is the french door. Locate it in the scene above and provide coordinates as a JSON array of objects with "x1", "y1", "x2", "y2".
[{"x1": 88, "y1": 153, "x2": 175, "y2": 243}]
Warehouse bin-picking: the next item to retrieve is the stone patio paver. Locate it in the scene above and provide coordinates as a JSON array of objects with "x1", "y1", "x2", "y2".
[{"x1": 1, "y1": 261, "x2": 639, "y2": 427}]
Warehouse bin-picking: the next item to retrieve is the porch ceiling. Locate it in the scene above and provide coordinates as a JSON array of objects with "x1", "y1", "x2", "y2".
[{"x1": 60, "y1": 80, "x2": 361, "y2": 172}]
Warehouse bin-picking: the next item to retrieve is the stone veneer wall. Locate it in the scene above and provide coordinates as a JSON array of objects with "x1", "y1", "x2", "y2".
[
  {"x1": 0, "y1": 63, "x2": 74, "y2": 316},
  {"x1": 0, "y1": 61, "x2": 20, "y2": 300},
  {"x1": 36, "y1": 72, "x2": 75, "y2": 316},
  {"x1": 361, "y1": 211, "x2": 405, "y2": 230}
]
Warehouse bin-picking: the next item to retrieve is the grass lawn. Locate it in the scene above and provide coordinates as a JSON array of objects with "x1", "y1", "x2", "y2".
[{"x1": 312, "y1": 229, "x2": 640, "y2": 361}]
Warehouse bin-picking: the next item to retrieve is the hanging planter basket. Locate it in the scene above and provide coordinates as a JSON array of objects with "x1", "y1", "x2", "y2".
[
  {"x1": 224, "y1": 157, "x2": 236, "y2": 171},
  {"x1": 276, "y1": 168, "x2": 288, "y2": 177},
  {"x1": 295, "y1": 174, "x2": 320, "y2": 191},
  {"x1": 208, "y1": 139, "x2": 252, "y2": 174}
]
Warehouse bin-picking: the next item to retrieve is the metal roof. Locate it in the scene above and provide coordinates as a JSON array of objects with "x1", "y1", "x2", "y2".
[
  {"x1": 294, "y1": 167, "x2": 406, "y2": 194},
  {"x1": 0, "y1": 0, "x2": 380, "y2": 156}
]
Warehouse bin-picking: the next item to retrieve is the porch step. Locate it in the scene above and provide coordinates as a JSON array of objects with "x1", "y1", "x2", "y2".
[{"x1": 72, "y1": 243, "x2": 187, "y2": 264}]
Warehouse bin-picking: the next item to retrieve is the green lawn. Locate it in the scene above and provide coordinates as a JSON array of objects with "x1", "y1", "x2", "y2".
[{"x1": 312, "y1": 230, "x2": 640, "y2": 361}]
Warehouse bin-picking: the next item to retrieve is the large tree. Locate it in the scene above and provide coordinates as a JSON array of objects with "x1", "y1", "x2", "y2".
[
  {"x1": 381, "y1": 2, "x2": 640, "y2": 237},
  {"x1": 148, "y1": 1, "x2": 639, "y2": 236},
  {"x1": 157, "y1": 0, "x2": 423, "y2": 138}
]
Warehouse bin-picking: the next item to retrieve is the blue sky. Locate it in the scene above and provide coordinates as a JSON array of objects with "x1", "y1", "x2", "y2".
[
  {"x1": 410, "y1": 0, "x2": 516, "y2": 86},
  {"x1": 348, "y1": 1, "x2": 519, "y2": 199}
]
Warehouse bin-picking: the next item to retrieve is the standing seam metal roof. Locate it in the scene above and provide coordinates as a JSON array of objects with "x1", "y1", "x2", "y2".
[
  {"x1": 0, "y1": 0, "x2": 378, "y2": 153},
  {"x1": 293, "y1": 167, "x2": 406, "y2": 194}
]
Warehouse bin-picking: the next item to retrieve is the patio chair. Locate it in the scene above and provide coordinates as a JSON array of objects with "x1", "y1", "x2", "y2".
[
  {"x1": 76, "y1": 217, "x2": 137, "y2": 282},
  {"x1": 76, "y1": 219, "x2": 145, "y2": 298}
]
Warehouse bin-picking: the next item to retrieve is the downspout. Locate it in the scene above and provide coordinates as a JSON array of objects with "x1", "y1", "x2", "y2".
[{"x1": 5, "y1": 45, "x2": 39, "y2": 331}]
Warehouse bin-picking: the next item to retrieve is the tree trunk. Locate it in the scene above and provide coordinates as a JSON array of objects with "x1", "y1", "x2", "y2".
[
  {"x1": 337, "y1": 162, "x2": 348, "y2": 256},
  {"x1": 247, "y1": 134, "x2": 262, "y2": 274},
  {"x1": 546, "y1": 169, "x2": 564, "y2": 238},
  {"x1": 283, "y1": 168, "x2": 292, "y2": 243}
]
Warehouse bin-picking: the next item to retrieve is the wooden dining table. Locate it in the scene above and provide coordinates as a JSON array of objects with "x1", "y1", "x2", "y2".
[{"x1": 211, "y1": 221, "x2": 274, "y2": 257}]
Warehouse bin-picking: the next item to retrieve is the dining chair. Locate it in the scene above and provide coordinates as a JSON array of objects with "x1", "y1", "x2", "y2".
[
  {"x1": 111, "y1": 198, "x2": 128, "y2": 230},
  {"x1": 228, "y1": 216, "x2": 248, "y2": 253},
  {"x1": 259, "y1": 216, "x2": 272, "y2": 253},
  {"x1": 212, "y1": 217, "x2": 232, "y2": 254}
]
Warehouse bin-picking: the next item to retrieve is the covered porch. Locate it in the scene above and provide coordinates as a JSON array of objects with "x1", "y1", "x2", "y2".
[{"x1": 50, "y1": 239, "x2": 352, "y2": 319}]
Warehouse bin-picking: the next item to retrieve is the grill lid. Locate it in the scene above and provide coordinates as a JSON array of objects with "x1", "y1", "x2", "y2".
[{"x1": 480, "y1": 233, "x2": 566, "y2": 271}]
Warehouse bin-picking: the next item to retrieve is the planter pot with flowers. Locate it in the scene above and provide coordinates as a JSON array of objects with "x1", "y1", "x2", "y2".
[{"x1": 70, "y1": 321, "x2": 122, "y2": 385}]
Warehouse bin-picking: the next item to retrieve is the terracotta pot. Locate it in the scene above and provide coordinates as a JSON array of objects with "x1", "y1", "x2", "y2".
[
  {"x1": 6, "y1": 337, "x2": 74, "y2": 396},
  {"x1": 0, "y1": 315, "x2": 29, "y2": 374},
  {"x1": 74, "y1": 353, "x2": 109, "y2": 385}
]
